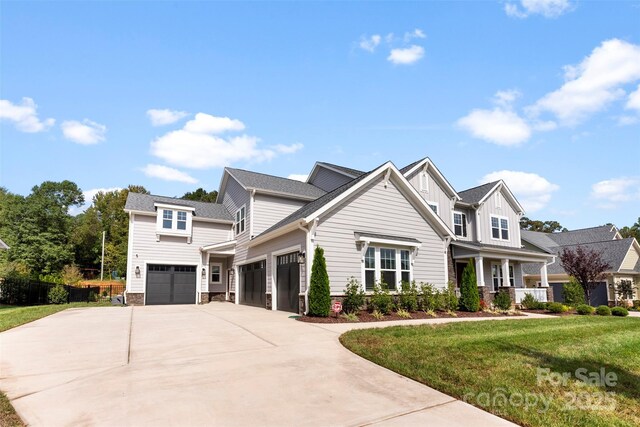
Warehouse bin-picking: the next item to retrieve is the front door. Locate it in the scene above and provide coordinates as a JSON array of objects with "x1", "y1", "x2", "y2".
[{"x1": 276, "y1": 252, "x2": 300, "y2": 313}]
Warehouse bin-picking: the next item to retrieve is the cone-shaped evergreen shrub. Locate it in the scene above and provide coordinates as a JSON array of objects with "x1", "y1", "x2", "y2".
[
  {"x1": 459, "y1": 259, "x2": 480, "y2": 312},
  {"x1": 308, "y1": 246, "x2": 331, "y2": 316}
]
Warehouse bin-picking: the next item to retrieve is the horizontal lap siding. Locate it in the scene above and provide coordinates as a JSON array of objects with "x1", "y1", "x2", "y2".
[
  {"x1": 478, "y1": 187, "x2": 522, "y2": 248},
  {"x1": 315, "y1": 176, "x2": 447, "y2": 294},
  {"x1": 129, "y1": 214, "x2": 232, "y2": 293},
  {"x1": 406, "y1": 169, "x2": 454, "y2": 229},
  {"x1": 252, "y1": 194, "x2": 306, "y2": 236},
  {"x1": 620, "y1": 247, "x2": 639, "y2": 270},
  {"x1": 222, "y1": 177, "x2": 250, "y2": 293},
  {"x1": 310, "y1": 167, "x2": 353, "y2": 192}
]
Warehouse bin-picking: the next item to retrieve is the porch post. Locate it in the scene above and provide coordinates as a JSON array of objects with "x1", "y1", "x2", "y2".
[
  {"x1": 540, "y1": 263, "x2": 549, "y2": 287},
  {"x1": 501, "y1": 259, "x2": 510, "y2": 287},
  {"x1": 475, "y1": 256, "x2": 485, "y2": 287}
]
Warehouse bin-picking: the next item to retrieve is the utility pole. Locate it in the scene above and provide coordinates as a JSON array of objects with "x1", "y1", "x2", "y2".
[{"x1": 100, "y1": 230, "x2": 106, "y2": 281}]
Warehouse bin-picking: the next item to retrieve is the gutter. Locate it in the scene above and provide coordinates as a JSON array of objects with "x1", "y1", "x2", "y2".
[{"x1": 296, "y1": 221, "x2": 311, "y2": 315}]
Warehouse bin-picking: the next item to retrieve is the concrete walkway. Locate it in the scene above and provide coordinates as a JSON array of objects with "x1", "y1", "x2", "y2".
[{"x1": 0, "y1": 304, "x2": 528, "y2": 427}]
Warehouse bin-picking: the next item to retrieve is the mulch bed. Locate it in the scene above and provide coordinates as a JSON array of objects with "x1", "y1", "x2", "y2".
[
  {"x1": 296, "y1": 310, "x2": 523, "y2": 323},
  {"x1": 521, "y1": 309, "x2": 575, "y2": 316}
]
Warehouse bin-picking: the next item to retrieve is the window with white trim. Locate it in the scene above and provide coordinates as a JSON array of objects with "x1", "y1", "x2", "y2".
[
  {"x1": 210, "y1": 263, "x2": 221, "y2": 284},
  {"x1": 491, "y1": 216, "x2": 509, "y2": 240},
  {"x1": 235, "y1": 206, "x2": 246, "y2": 236},
  {"x1": 419, "y1": 172, "x2": 429, "y2": 192},
  {"x1": 363, "y1": 246, "x2": 412, "y2": 291},
  {"x1": 427, "y1": 202, "x2": 438, "y2": 214},
  {"x1": 491, "y1": 264, "x2": 514, "y2": 291},
  {"x1": 177, "y1": 211, "x2": 187, "y2": 230},
  {"x1": 162, "y1": 210, "x2": 173, "y2": 229},
  {"x1": 453, "y1": 212, "x2": 467, "y2": 237}
]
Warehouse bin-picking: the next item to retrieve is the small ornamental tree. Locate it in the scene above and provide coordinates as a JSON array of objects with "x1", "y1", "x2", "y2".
[
  {"x1": 459, "y1": 259, "x2": 480, "y2": 312},
  {"x1": 308, "y1": 246, "x2": 331, "y2": 316},
  {"x1": 559, "y1": 246, "x2": 611, "y2": 305}
]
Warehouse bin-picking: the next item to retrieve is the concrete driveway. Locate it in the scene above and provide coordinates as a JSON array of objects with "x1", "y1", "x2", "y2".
[{"x1": 0, "y1": 303, "x2": 515, "y2": 427}]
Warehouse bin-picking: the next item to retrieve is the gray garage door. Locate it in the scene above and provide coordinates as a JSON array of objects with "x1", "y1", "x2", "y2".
[
  {"x1": 240, "y1": 261, "x2": 266, "y2": 307},
  {"x1": 551, "y1": 281, "x2": 608, "y2": 306},
  {"x1": 276, "y1": 252, "x2": 300, "y2": 313},
  {"x1": 146, "y1": 265, "x2": 197, "y2": 305}
]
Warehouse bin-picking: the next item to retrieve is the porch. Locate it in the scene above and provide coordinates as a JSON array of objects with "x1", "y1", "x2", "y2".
[{"x1": 200, "y1": 240, "x2": 236, "y2": 303}]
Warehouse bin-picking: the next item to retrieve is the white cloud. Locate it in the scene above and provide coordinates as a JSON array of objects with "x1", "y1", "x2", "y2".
[
  {"x1": 287, "y1": 174, "x2": 308, "y2": 182},
  {"x1": 387, "y1": 45, "x2": 424, "y2": 65},
  {"x1": 146, "y1": 109, "x2": 189, "y2": 126},
  {"x1": 403, "y1": 29, "x2": 426, "y2": 42},
  {"x1": 505, "y1": 0, "x2": 573, "y2": 18},
  {"x1": 0, "y1": 97, "x2": 55, "y2": 133},
  {"x1": 184, "y1": 113, "x2": 245, "y2": 134},
  {"x1": 359, "y1": 34, "x2": 382, "y2": 52},
  {"x1": 150, "y1": 113, "x2": 302, "y2": 169},
  {"x1": 457, "y1": 108, "x2": 531, "y2": 146},
  {"x1": 61, "y1": 119, "x2": 107, "y2": 144},
  {"x1": 626, "y1": 84, "x2": 640, "y2": 111},
  {"x1": 273, "y1": 143, "x2": 303, "y2": 154},
  {"x1": 481, "y1": 170, "x2": 559, "y2": 212},
  {"x1": 591, "y1": 177, "x2": 640, "y2": 205},
  {"x1": 69, "y1": 187, "x2": 123, "y2": 216},
  {"x1": 141, "y1": 164, "x2": 198, "y2": 184},
  {"x1": 493, "y1": 89, "x2": 521, "y2": 107},
  {"x1": 528, "y1": 39, "x2": 640, "y2": 125},
  {"x1": 617, "y1": 115, "x2": 639, "y2": 126}
]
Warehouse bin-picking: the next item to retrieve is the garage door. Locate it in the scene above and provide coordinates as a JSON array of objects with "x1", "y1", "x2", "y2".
[
  {"x1": 146, "y1": 265, "x2": 197, "y2": 305},
  {"x1": 276, "y1": 252, "x2": 300, "y2": 313},
  {"x1": 551, "y1": 281, "x2": 608, "y2": 306},
  {"x1": 240, "y1": 261, "x2": 266, "y2": 307}
]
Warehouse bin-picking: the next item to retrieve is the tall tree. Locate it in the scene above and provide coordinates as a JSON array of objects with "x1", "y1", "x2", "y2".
[
  {"x1": 619, "y1": 217, "x2": 640, "y2": 241},
  {"x1": 520, "y1": 217, "x2": 568, "y2": 233},
  {"x1": 559, "y1": 246, "x2": 611, "y2": 305},
  {"x1": 181, "y1": 188, "x2": 218, "y2": 203},
  {"x1": 459, "y1": 259, "x2": 479, "y2": 312},
  {"x1": 308, "y1": 246, "x2": 331, "y2": 316}
]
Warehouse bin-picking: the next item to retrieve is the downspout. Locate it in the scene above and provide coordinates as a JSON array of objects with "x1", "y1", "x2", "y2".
[
  {"x1": 296, "y1": 221, "x2": 310, "y2": 314},
  {"x1": 249, "y1": 189, "x2": 256, "y2": 239}
]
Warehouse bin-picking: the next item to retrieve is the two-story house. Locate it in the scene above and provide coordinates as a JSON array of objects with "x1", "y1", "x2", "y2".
[{"x1": 124, "y1": 157, "x2": 553, "y2": 312}]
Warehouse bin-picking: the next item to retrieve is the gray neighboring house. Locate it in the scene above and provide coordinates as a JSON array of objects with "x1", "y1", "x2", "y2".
[
  {"x1": 521, "y1": 225, "x2": 640, "y2": 306},
  {"x1": 124, "y1": 157, "x2": 553, "y2": 312}
]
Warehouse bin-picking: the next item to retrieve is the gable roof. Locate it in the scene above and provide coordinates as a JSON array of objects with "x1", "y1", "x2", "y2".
[
  {"x1": 315, "y1": 162, "x2": 365, "y2": 178},
  {"x1": 546, "y1": 225, "x2": 619, "y2": 246},
  {"x1": 222, "y1": 168, "x2": 326, "y2": 201},
  {"x1": 399, "y1": 157, "x2": 460, "y2": 200},
  {"x1": 458, "y1": 181, "x2": 499, "y2": 204},
  {"x1": 249, "y1": 161, "x2": 455, "y2": 246},
  {"x1": 521, "y1": 229, "x2": 560, "y2": 251},
  {"x1": 522, "y1": 238, "x2": 637, "y2": 275},
  {"x1": 124, "y1": 192, "x2": 233, "y2": 222}
]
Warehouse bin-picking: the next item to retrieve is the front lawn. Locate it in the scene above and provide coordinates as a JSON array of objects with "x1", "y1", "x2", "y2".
[
  {"x1": 341, "y1": 317, "x2": 640, "y2": 427},
  {"x1": 0, "y1": 302, "x2": 114, "y2": 333}
]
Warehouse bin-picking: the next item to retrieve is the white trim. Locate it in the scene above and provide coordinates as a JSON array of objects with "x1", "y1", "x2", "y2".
[
  {"x1": 234, "y1": 204, "x2": 247, "y2": 236},
  {"x1": 402, "y1": 158, "x2": 460, "y2": 200},
  {"x1": 419, "y1": 170, "x2": 429, "y2": 192},
  {"x1": 270, "y1": 244, "x2": 302, "y2": 311},
  {"x1": 354, "y1": 234, "x2": 422, "y2": 248},
  {"x1": 426, "y1": 201, "x2": 439, "y2": 215},
  {"x1": 475, "y1": 256, "x2": 485, "y2": 287},
  {"x1": 153, "y1": 202, "x2": 195, "y2": 212},
  {"x1": 142, "y1": 261, "x2": 200, "y2": 305},
  {"x1": 125, "y1": 213, "x2": 135, "y2": 295},
  {"x1": 201, "y1": 240, "x2": 237, "y2": 253},
  {"x1": 249, "y1": 190, "x2": 256, "y2": 238},
  {"x1": 490, "y1": 214, "x2": 510, "y2": 242},
  {"x1": 452, "y1": 211, "x2": 468, "y2": 238},
  {"x1": 210, "y1": 262, "x2": 222, "y2": 285},
  {"x1": 477, "y1": 181, "x2": 525, "y2": 215},
  {"x1": 156, "y1": 207, "x2": 193, "y2": 242},
  {"x1": 234, "y1": 255, "x2": 268, "y2": 306}
]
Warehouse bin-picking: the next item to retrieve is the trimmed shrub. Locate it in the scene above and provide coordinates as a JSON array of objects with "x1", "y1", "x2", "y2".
[
  {"x1": 633, "y1": 300, "x2": 640, "y2": 311},
  {"x1": 343, "y1": 277, "x2": 365, "y2": 314},
  {"x1": 419, "y1": 283, "x2": 436, "y2": 311},
  {"x1": 444, "y1": 283, "x2": 459, "y2": 311},
  {"x1": 48, "y1": 285, "x2": 68, "y2": 304},
  {"x1": 370, "y1": 282, "x2": 394, "y2": 314},
  {"x1": 547, "y1": 302, "x2": 565, "y2": 313},
  {"x1": 308, "y1": 246, "x2": 331, "y2": 317},
  {"x1": 562, "y1": 279, "x2": 586, "y2": 307},
  {"x1": 398, "y1": 281, "x2": 419, "y2": 312},
  {"x1": 576, "y1": 304, "x2": 595, "y2": 315},
  {"x1": 611, "y1": 306, "x2": 629, "y2": 317},
  {"x1": 493, "y1": 291, "x2": 512, "y2": 311},
  {"x1": 596, "y1": 305, "x2": 611, "y2": 316},
  {"x1": 520, "y1": 293, "x2": 539, "y2": 310},
  {"x1": 459, "y1": 259, "x2": 480, "y2": 312}
]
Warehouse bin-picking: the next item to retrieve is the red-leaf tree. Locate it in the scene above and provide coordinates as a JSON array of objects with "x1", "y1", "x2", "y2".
[{"x1": 559, "y1": 246, "x2": 611, "y2": 305}]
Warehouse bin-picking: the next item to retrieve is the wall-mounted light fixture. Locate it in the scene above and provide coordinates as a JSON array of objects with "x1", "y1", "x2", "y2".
[
  {"x1": 135, "y1": 266, "x2": 141, "y2": 277},
  {"x1": 298, "y1": 251, "x2": 306, "y2": 264},
  {"x1": 229, "y1": 269, "x2": 235, "y2": 277},
  {"x1": 201, "y1": 267, "x2": 207, "y2": 279}
]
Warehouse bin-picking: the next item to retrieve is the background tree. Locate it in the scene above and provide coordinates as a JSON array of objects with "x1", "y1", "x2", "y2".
[
  {"x1": 559, "y1": 246, "x2": 611, "y2": 305},
  {"x1": 459, "y1": 259, "x2": 479, "y2": 312},
  {"x1": 70, "y1": 207, "x2": 102, "y2": 271},
  {"x1": 619, "y1": 217, "x2": 640, "y2": 241},
  {"x1": 520, "y1": 217, "x2": 568, "y2": 233},
  {"x1": 181, "y1": 188, "x2": 218, "y2": 203},
  {"x1": 308, "y1": 246, "x2": 331, "y2": 316}
]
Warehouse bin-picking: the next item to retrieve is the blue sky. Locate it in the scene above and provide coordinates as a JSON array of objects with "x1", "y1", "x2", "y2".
[{"x1": 1, "y1": 0, "x2": 639, "y2": 229}]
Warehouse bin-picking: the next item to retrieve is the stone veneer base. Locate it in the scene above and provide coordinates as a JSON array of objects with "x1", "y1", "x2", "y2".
[{"x1": 126, "y1": 292, "x2": 144, "y2": 305}]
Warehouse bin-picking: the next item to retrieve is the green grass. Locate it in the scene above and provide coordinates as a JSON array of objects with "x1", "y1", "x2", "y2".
[
  {"x1": 340, "y1": 317, "x2": 640, "y2": 427},
  {"x1": 0, "y1": 391, "x2": 23, "y2": 427},
  {"x1": 0, "y1": 301, "x2": 114, "y2": 333}
]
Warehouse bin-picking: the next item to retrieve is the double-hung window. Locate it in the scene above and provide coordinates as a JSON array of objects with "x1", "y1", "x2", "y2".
[
  {"x1": 400, "y1": 250, "x2": 411, "y2": 283},
  {"x1": 210, "y1": 264, "x2": 221, "y2": 284},
  {"x1": 427, "y1": 202, "x2": 438, "y2": 214},
  {"x1": 235, "y1": 206, "x2": 246, "y2": 236},
  {"x1": 453, "y1": 212, "x2": 467, "y2": 237},
  {"x1": 363, "y1": 246, "x2": 412, "y2": 291},
  {"x1": 380, "y1": 248, "x2": 396, "y2": 288},
  {"x1": 491, "y1": 216, "x2": 509, "y2": 240},
  {"x1": 364, "y1": 247, "x2": 376, "y2": 291},
  {"x1": 177, "y1": 211, "x2": 187, "y2": 230},
  {"x1": 155, "y1": 204, "x2": 193, "y2": 238},
  {"x1": 162, "y1": 210, "x2": 173, "y2": 229},
  {"x1": 491, "y1": 264, "x2": 514, "y2": 291}
]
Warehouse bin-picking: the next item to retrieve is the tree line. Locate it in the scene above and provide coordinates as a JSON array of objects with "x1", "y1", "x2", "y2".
[{"x1": 0, "y1": 182, "x2": 217, "y2": 281}]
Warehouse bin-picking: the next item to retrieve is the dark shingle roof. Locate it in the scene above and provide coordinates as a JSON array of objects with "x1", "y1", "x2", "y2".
[
  {"x1": 399, "y1": 157, "x2": 427, "y2": 174},
  {"x1": 521, "y1": 230, "x2": 560, "y2": 251},
  {"x1": 317, "y1": 162, "x2": 364, "y2": 178},
  {"x1": 545, "y1": 225, "x2": 618, "y2": 246},
  {"x1": 521, "y1": 238, "x2": 636, "y2": 275},
  {"x1": 227, "y1": 168, "x2": 326, "y2": 199},
  {"x1": 259, "y1": 170, "x2": 373, "y2": 237},
  {"x1": 458, "y1": 181, "x2": 499, "y2": 204},
  {"x1": 125, "y1": 192, "x2": 233, "y2": 221}
]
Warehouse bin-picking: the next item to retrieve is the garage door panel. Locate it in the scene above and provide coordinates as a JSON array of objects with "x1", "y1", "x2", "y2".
[
  {"x1": 146, "y1": 265, "x2": 196, "y2": 305},
  {"x1": 277, "y1": 253, "x2": 300, "y2": 313},
  {"x1": 240, "y1": 261, "x2": 266, "y2": 307}
]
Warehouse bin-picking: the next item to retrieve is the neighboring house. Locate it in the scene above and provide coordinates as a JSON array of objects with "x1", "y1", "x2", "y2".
[
  {"x1": 521, "y1": 225, "x2": 640, "y2": 306},
  {"x1": 0, "y1": 238, "x2": 8, "y2": 251},
  {"x1": 124, "y1": 158, "x2": 552, "y2": 312}
]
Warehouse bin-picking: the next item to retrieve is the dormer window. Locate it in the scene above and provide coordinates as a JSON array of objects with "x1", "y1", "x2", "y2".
[
  {"x1": 177, "y1": 211, "x2": 187, "y2": 230},
  {"x1": 154, "y1": 203, "x2": 194, "y2": 241},
  {"x1": 235, "y1": 205, "x2": 246, "y2": 236},
  {"x1": 162, "y1": 210, "x2": 173, "y2": 229}
]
